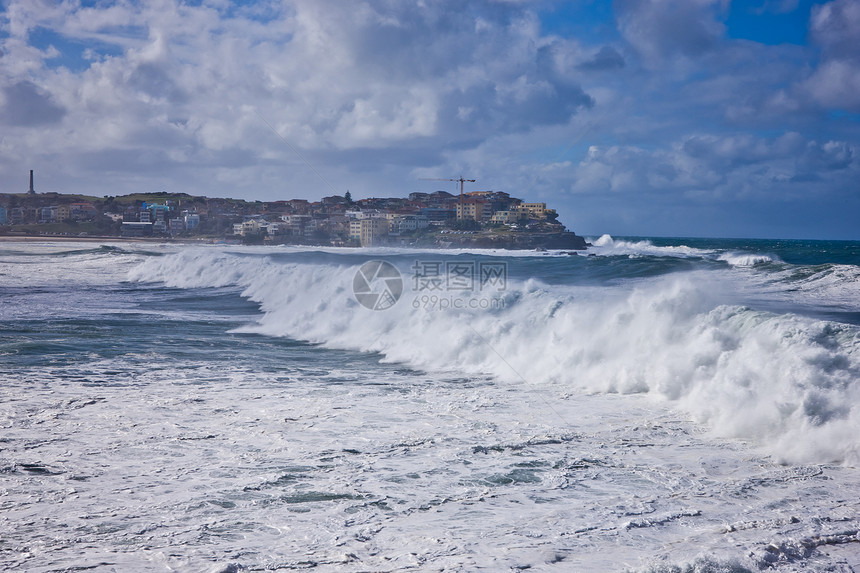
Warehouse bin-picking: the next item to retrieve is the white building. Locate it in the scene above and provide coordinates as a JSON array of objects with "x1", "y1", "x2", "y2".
[
  {"x1": 184, "y1": 213, "x2": 200, "y2": 230},
  {"x1": 169, "y1": 218, "x2": 186, "y2": 234},
  {"x1": 390, "y1": 215, "x2": 430, "y2": 233}
]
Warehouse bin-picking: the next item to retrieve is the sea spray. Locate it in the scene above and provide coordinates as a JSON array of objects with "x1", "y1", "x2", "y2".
[
  {"x1": 6, "y1": 239, "x2": 860, "y2": 571},
  {"x1": 129, "y1": 247, "x2": 860, "y2": 464}
]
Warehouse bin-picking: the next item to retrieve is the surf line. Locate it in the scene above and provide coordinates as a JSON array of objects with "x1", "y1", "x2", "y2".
[{"x1": 465, "y1": 323, "x2": 577, "y2": 431}]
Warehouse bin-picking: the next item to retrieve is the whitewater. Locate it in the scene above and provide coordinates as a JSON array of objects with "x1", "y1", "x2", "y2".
[{"x1": 1, "y1": 236, "x2": 859, "y2": 572}]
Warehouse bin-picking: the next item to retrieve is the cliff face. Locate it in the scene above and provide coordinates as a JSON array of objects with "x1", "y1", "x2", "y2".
[{"x1": 422, "y1": 231, "x2": 590, "y2": 250}]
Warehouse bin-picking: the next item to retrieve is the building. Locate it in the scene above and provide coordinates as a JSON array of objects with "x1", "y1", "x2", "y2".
[
  {"x1": 40, "y1": 206, "x2": 58, "y2": 223},
  {"x1": 302, "y1": 218, "x2": 320, "y2": 240},
  {"x1": 0, "y1": 206, "x2": 7, "y2": 225},
  {"x1": 169, "y1": 218, "x2": 186, "y2": 234},
  {"x1": 184, "y1": 213, "x2": 200, "y2": 230},
  {"x1": 512, "y1": 202, "x2": 549, "y2": 220},
  {"x1": 420, "y1": 207, "x2": 455, "y2": 223},
  {"x1": 345, "y1": 209, "x2": 387, "y2": 221},
  {"x1": 455, "y1": 199, "x2": 492, "y2": 222},
  {"x1": 358, "y1": 217, "x2": 388, "y2": 246},
  {"x1": 390, "y1": 215, "x2": 430, "y2": 233},
  {"x1": 319, "y1": 215, "x2": 349, "y2": 241},
  {"x1": 427, "y1": 190, "x2": 456, "y2": 205},
  {"x1": 121, "y1": 222, "x2": 153, "y2": 237},
  {"x1": 284, "y1": 199, "x2": 310, "y2": 213},
  {"x1": 490, "y1": 210, "x2": 514, "y2": 224},
  {"x1": 143, "y1": 202, "x2": 172, "y2": 217},
  {"x1": 279, "y1": 214, "x2": 312, "y2": 237},
  {"x1": 69, "y1": 202, "x2": 97, "y2": 221},
  {"x1": 349, "y1": 217, "x2": 389, "y2": 246},
  {"x1": 348, "y1": 219, "x2": 362, "y2": 242},
  {"x1": 242, "y1": 218, "x2": 268, "y2": 236}
]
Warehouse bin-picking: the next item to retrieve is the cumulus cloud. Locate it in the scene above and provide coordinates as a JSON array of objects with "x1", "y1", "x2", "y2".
[
  {"x1": 615, "y1": 0, "x2": 727, "y2": 66},
  {"x1": 804, "y1": 0, "x2": 860, "y2": 111},
  {"x1": 1, "y1": 1, "x2": 595, "y2": 158},
  {"x1": 577, "y1": 46, "x2": 626, "y2": 71},
  {"x1": 811, "y1": 0, "x2": 860, "y2": 58},
  {"x1": 567, "y1": 132, "x2": 857, "y2": 203},
  {"x1": 0, "y1": 0, "x2": 857, "y2": 238},
  {"x1": 0, "y1": 80, "x2": 66, "y2": 126}
]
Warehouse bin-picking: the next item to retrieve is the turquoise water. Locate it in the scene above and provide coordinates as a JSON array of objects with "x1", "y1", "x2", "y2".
[{"x1": 642, "y1": 236, "x2": 860, "y2": 266}]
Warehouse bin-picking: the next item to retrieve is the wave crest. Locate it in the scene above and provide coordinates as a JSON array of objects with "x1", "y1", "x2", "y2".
[
  {"x1": 129, "y1": 248, "x2": 860, "y2": 465},
  {"x1": 589, "y1": 235, "x2": 714, "y2": 258},
  {"x1": 718, "y1": 252, "x2": 779, "y2": 267}
]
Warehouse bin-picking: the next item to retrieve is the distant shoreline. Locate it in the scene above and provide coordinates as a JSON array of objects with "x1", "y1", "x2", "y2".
[
  {"x1": 0, "y1": 233, "x2": 590, "y2": 250},
  {"x1": 0, "y1": 235, "x2": 217, "y2": 244}
]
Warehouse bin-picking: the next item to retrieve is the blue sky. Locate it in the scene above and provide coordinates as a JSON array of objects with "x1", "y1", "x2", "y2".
[{"x1": 1, "y1": 0, "x2": 858, "y2": 239}]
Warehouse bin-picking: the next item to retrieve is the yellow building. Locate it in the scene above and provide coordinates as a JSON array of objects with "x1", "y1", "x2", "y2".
[
  {"x1": 512, "y1": 202, "x2": 548, "y2": 220},
  {"x1": 349, "y1": 219, "x2": 362, "y2": 242},
  {"x1": 455, "y1": 199, "x2": 492, "y2": 222},
  {"x1": 350, "y1": 217, "x2": 389, "y2": 246},
  {"x1": 360, "y1": 218, "x2": 388, "y2": 246},
  {"x1": 490, "y1": 210, "x2": 513, "y2": 224}
]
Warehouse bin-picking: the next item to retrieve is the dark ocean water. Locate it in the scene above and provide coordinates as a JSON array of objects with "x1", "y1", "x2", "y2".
[{"x1": 1, "y1": 237, "x2": 859, "y2": 572}]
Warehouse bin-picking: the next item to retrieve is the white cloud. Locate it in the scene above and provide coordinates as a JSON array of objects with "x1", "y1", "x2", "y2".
[
  {"x1": 615, "y1": 0, "x2": 727, "y2": 67},
  {"x1": 0, "y1": 0, "x2": 595, "y2": 183},
  {"x1": 803, "y1": 0, "x2": 860, "y2": 111},
  {"x1": 805, "y1": 60, "x2": 860, "y2": 111},
  {"x1": 565, "y1": 132, "x2": 857, "y2": 203},
  {"x1": 0, "y1": 0, "x2": 857, "y2": 238},
  {"x1": 811, "y1": 0, "x2": 860, "y2": 58}
]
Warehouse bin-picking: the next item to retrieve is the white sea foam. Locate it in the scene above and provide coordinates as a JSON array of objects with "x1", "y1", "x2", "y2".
[
  {"x1": 588, "y1": 234, "x2": 715, "y2": 258},
  {"x1": 4, "y1": 241, "x2": 859, "y2": 571},
  {"x1": 0, "y1": 242, "x2": 142, "y2": 288},
  {"x1": 589, "y1": 235, "x2": 782, "y2": 268},
  {"x1": 729, "y1": 261, "x2": 860, "y2": 314},
  {"x1": 130, "y1": 248, "x2": 860, "y2": 465},
  {"x1": 254, "y1": 242, "x2": 566, "y2": 258},
  {"x1": 718, "y1": 252, "x2": 779, "y2": 267}
]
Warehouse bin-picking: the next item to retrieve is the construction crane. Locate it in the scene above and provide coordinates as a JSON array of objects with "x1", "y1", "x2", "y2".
[{"x1": 419, "y1": 177, "x2": 476, "y2": 202}]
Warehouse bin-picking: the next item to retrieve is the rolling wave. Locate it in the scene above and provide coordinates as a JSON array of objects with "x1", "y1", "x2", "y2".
[
  {"x1": 717, "y1": 252, "x2": 779, "y2": 266},
  {"x1": 129, "y1": 248, "x2": 860, "y2": 465},
  {"x1": 588, "y1": 234, "x2": 716, "y2": 258}
]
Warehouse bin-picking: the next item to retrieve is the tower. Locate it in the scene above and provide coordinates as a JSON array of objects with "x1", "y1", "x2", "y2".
[{"x1": 27, "y1": 170, "x2": 35, "y2": 194}]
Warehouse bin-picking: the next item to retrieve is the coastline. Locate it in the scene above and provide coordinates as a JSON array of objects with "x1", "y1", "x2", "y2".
[
  {"x1": 0, "y1": 235, "x2": 220, "y2": 244},
  {"x1": 0, "y1": 232, "x2": 590, "y2": 250}
]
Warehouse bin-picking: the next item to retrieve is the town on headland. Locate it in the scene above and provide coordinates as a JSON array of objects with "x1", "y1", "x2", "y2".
[{"x1": 0, "y1": 171, "x2": 588, "y2": 250}]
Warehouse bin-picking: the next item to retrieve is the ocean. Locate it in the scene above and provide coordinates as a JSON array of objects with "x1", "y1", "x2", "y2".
[{"x1": 1, "y1": 236, "x2": 859, "y2": 572}]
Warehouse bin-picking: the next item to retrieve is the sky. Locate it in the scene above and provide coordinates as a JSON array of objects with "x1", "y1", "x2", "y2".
[{"x1": 0, "y1": 0, "x2": 858, "y2": 239}]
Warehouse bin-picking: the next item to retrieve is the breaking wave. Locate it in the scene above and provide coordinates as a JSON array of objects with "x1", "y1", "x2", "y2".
[
  {"x1": 129, "y1": 248, "x2": 860, "y2": 465},
  {"x1": 589, "y1": 234, "x2": 715, "y2": 258},
  {"x1": 717, "y1": 252, "x2": 779, "y2": 267}
]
